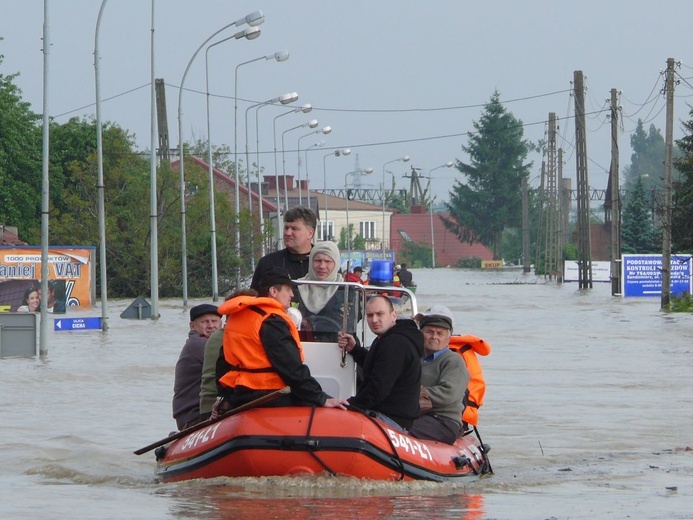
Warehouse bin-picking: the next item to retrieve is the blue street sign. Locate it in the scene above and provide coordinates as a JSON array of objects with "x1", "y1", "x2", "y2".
[
  {"x1": 622, "y1": 254, "x2": 692, "y2": 297},
  {"x1": 54, "y1": 317, "x2": 103, "y2": 331}
]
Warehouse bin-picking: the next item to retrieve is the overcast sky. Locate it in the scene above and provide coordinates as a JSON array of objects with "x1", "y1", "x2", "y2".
[{"x1": 2, "y1": 1, "x2": 693, "y2": 202}]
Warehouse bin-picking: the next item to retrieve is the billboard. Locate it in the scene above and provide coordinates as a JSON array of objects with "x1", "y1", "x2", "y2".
[
  {"x1": 622, "y1": 253, "x2": 692, "y2": 297},
  {"x1": 0, "y1": 247, "x2": 95, "y2": 313},
  {"x1": 340, "y1": 250, "x2": 396, "y2": 273}
]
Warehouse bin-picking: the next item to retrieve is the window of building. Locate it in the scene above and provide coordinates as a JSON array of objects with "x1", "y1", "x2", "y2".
[
  {"x1": 318, "y1": 221, "x2": 335, "y2": 241},
  {"x1": 359, "y1": 221, "x2": 377, "y2": 240}
]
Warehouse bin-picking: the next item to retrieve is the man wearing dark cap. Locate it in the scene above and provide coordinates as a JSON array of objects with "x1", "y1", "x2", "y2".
[
  {"x1": 344, "y1": 265, "x2": 364, "y2": 284},
  {"x1": 409, "y1": 305, "x2": 469, "y2": 444},
  {"x1": 172, "y1": 303, "x2": 222, "y2": 429},
  {"x1": 216, "y1": 266, "x2": 348, "y2": 411},
  {"x1": 250, "y1": 206, "x2": 317, "y2": 291}
]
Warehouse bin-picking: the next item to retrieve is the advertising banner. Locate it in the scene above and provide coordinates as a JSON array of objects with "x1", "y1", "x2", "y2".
[
  {"x1": 621, "y1": 253, "x2": 692, "y2": 297},
  {"x1": 340, "y1": 250, "x2": 396, "y2": 273},
  {"x1": 0, "y1": 246, "x2": 95, "y2": 313}
]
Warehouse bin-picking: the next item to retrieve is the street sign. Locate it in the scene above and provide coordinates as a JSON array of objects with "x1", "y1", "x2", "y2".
[{"x1": 54, "y1": 317, "x2": 102, "y2": 331}]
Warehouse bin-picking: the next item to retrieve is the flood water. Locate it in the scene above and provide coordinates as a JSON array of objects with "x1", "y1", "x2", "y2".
[{"x1": 1, "y1": 268, "x2": 691, "y2": 519}]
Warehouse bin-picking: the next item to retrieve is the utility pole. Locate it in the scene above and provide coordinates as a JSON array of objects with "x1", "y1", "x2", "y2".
[
  {"x1": 557, "y1": 148, "x2": 564, "y2": 283},
  {"x1": 609, "y1": 88, "x2": 622, "y2": 296},
  {"x1": 521, "y1": 176, "x2": 530, "y2": 273},
  {"x1": 534, "y1": 160, "x2": 545, "y2": 275},
  {"x1": 544, "y1": 113, "x2": 559, "y2": 279},
  {"x1": 574, "y1": 70, "x2": 592, "y2": 289},
  {"x1": 155, "y1": 78, "x2": 169, "y2": 162},
  {"x1": 661, "y1": 57, "x2": 676, "y2": 310}
]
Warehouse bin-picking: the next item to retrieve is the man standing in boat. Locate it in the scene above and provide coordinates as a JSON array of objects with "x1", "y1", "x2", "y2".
[
  {"x1": 338, "y1": 295, "x2": 424, "y2": 430},
  {"x1": 397, "y1": 263, "x2": 414, "y2": 287},
  {"x1": 216, "y1": 266, "x2": 348, "y2": 411},
  {"x1": 250, "y1": 206, "x2": 317, "y2": 291},
  {"x1": 409, "y1": 305, "x2": 469, "y2": 444}
]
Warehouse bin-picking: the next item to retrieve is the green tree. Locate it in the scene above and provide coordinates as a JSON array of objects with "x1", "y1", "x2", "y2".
[
  {"x1": 623, "y1": 120, "x2": 666, "y2": 192},
  {"x1": 442, "y1": 90, "x2": 532, "y2": 259},
  {"x1": 0, "y1": 57, "x2": 42, "y2": 242},
  {"x1": 621, "y1": 175, "x2": 660, "y2": 253},
  {"x1": 673, "y1": 106, "x2": 693, "y2": 252}
]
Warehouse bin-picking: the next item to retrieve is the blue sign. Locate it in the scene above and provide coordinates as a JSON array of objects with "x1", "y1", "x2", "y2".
[
  {"x1": 622, "y1": 254, "x2": 692, "y2": 297},
  {"x1": 54, "y1": 317, "x2": 102, "y2": 331}
]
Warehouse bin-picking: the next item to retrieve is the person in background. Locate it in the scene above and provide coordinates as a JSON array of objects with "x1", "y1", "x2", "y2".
[
  {"x1": 397, "y1": 263, "x2": 414, "y2": 287},
  {"x1": 344, "y1": 265, "x2": 364, "y2": 283},
  {"x1": 17, "y1": 284, "x2": 40, "y2": 312},
  {"x1": 295, "y1": 242, "x2": 359, "y2": 342},
  {"x1": 172, "y1": 303, "x2": 222, "y2": 430},
  {"x1": 216, "y1": 266, "x2": 348, "y2": 412},
  {"x1": 198, "y1": 289, "x2": 258, "y2": 421},
  {"x1": 338, "y1": 295, "x2": 423, "y2": 430},
  {"x1": 409, "y1": 305, "x2": 469, "y2": 444},
  {"x1": 250, "y1": 206, "x2": 317, "y2": 291}
]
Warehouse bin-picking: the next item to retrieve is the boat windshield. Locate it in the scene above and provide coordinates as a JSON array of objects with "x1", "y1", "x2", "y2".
[{"x1": 291, "y1": 279, "x2": 419, "y2": 400}]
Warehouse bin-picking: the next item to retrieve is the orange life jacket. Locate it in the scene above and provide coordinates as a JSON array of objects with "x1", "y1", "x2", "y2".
[
  {"x1": 217, "y1": 296, "x2": 304, "y2": 391},
  {"x1": 448, "y1": 334, "x2": 491, "y2": 426}
]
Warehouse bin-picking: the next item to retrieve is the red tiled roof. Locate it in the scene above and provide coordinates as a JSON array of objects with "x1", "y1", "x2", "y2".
[
  {"x1": 391, "y1": 212, "x2": 493, "y2": 266},
  {"x1": 0, "y1": 224, "x2": 27, "y2": 246},
  {"x1": 172, "y1": 157, "x2": 278, "y2": 212}
]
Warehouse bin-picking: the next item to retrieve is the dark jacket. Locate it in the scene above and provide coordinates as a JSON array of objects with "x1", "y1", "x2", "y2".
[
  {"x1": 347, "y1": 319, "x2": 424, "y2": 429},
  {"x1": 172, "y1": 331, "x2": 208, "y2": 429},
  {"x1": 297, "y1": 286, "x2": 360, "y2": 342},
  {"x1": 398, "y1": 267, "x2": 413, "y2": 287},
  {"x1": 250, "y1": 248, "x2": 311, "y2": 290}
]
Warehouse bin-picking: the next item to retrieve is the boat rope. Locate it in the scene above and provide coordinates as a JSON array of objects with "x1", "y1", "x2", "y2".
[
  {"x1": 473, "y1": 426, "x2": 493, "y2": 474},
  {"x1": 304, "y1": 406, "x2": 338, "y2": 477}
]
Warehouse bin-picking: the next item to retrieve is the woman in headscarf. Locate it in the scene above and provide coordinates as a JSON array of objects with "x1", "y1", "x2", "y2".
[{"x1": 295, "y1": 242, "x2": 358, "y2": 342}]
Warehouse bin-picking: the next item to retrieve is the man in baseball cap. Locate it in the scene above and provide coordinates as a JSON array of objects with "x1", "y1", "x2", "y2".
[
  {"x1": 409, "y1": 305, "x2": 469, "y2": 444},
  {"x1": 173, "y1": 303, "x2": 222, "y2": 429}
]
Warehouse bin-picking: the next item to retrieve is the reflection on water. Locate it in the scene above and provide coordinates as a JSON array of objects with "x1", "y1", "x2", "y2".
[{"x1": 1, "y1": 268, "x2": 692, "y2": 519}]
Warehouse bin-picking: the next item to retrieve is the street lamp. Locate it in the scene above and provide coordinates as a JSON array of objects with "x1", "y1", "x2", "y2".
[
  {"x1": 233, "y1": 49, "x2": 289, "y2": 286},
  {"x1": 94, "y1": 0, "x2": 109, "y2": 329},
  {"x1": 282, "y1": 119, "x2": 318, "y2": 209},
  {"x1": 177, "y1": 15, "x2": 264, "y2": 305},
  {"x1": 345, "y1": 167, "x2": 374, "y2": 252},
  {"x1": 323, "y1": 149, "x2": 350, "y2": 240},
  {"x1": 206, "y1": 45, "x2": 282, "y2": 301},
  {"x1": 380, "y1": 155, "x2": 410, "y2": 251},
  {"x1": 244, "y1": 92, "x2": 298, "y2": 265},
  {"x1": 272, "y1": 104, "x2": 312, "y2": 216},
  {"x1": 427, "y1": 161, "x2": 454, "y2": 268},
  {"x1": 303, "y1": 140, "x2": 326, "y2": 210},
  {"x1": 297, "y1": 126, "x2": 331, "y2": 205}
]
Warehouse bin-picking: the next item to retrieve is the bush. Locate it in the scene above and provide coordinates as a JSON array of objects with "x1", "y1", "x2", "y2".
[
  {"x1": 670, "y1": 292, "x2": 693, "y2": 313},
  {"x1": 456, "y1": 256, "x2": 482, "y2": 268}
]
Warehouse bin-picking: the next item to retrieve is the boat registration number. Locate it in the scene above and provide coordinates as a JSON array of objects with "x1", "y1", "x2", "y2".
[
  {"x1": 180, "y1": 423, "x2": 221, "y2": 451},
  {"x1": 386, "y1": 429, "x2": 433, "y2": 460}
]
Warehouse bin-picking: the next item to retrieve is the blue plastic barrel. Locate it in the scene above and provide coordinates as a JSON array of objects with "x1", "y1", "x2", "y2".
[{"x1": 369, "y1": 260, "x2": 394, "y2": 285}]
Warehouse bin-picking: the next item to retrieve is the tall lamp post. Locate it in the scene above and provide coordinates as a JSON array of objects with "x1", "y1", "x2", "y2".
[
  {"x1": 94, "y1": 0, "x2": 109, "y2": 329},
  {"x1": 272, "y1": 104, "x2": 312, "y2": 215},
  {"x1": 427, "y1": 161, "x2": 453, "y2": 268},
  {"x1": 233, "y1": 50, "x2": 289, "y2": 286},
  {"x1": 281, "y1": 119, "x2": 318, "y2": 209},
  {"x1": 177, "y1": 13, "x2": 264, "y2": 305},
  {"x1": 244, "y1": 92, "x2": 298, "y2": 267},
  {"x1": 380, "y1": 155, "x2": 410, "y2": 251},
  {"x1": 345, "y1": 167, "x2": 374, "y2": 252},
  {"x1": 207, "y1": 47, "x2": 283, "y2": 300},
  {"x1": 322, "y1": 149, "x2": 350, "y2": 240},
  {"x1": 303, "y1": 140, "x2": 326, "y2": 210},
  {"x1": 297, "y1": 126, "x2": 331, "y2": 205}
]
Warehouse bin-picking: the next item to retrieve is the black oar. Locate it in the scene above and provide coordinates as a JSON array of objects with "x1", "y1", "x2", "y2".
[{"x1": 134, "y1": 386, "x2": 290, "y2": 455}]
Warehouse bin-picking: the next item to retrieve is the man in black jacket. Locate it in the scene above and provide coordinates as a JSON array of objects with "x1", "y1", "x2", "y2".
[
  {"x1": 338, "y1": 295, "x2": 424, "y2": 430},
  {"x1": 250, "y1": 207, "x2": 317, "y2": 290}
]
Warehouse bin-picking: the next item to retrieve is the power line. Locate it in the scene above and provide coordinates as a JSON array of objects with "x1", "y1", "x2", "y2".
[{"x1": 53, "y1": 83, "x2": 150, "y2": 118}]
